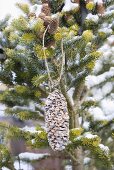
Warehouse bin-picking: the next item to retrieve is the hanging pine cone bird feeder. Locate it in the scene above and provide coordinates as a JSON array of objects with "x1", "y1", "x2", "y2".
[{"x1": 45, "y1": 89, "x2": 69, "y2": 151}]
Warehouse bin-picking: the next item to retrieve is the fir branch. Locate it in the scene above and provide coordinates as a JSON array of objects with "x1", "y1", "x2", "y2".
[{"x1": 69, "y1": 70, "x2": 89, "y2": 88}]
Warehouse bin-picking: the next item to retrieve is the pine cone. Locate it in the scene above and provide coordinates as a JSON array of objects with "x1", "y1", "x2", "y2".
[
  {"x1": 41, "y1": 3, "x2": 51, "y2": 16},
  {"x1": 43, "y1": 16, "x2": 52, "y2": 27},
  {"x1": 48, "y1": 18, "x2": 59, "y2": 34},
  {"x1": 45, "y1": 89, "x2": 69, "y2": 151},
  {"x1": 97, "y1": 3, "x2": 105, "y2": 15},
  {"x1": 45, "y1": 39, "x2": 55, "y2": 47},
  {"x1": 28, "y1": 12, "x2": 36, "y2": 18},
  {"x1": 41, "y1": 0, "x2": 50, "y2": 4},
  {"x1": 39, "y1": 12, "x2": 46, "y2": 20},
  {"x1": 71, "y1": 0, "x2": 79, "y2": 4},
  {"x1": 85, "y1": 0, "x2": 93, "y2": 4}
]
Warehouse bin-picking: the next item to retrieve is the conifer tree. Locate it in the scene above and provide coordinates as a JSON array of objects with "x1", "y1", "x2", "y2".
[{"x1": 0, "y1": 0, "x2": 114, "y2": 170}]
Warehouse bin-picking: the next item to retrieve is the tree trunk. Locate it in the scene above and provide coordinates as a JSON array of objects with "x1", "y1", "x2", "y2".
[
  {"x1": 72, "y1": 147, "x2": 84, "y2": 170},
  {"x1": 71, "y1": 113, "x2": 84, "y2": 170},
  {"x1": 88, "y1": 159, "x2": 97, "y2": 170},
  {"x1": 71, "y1": 83, "x2": 85, "y2": 170},
  {"x1": 60, "y1": 80, "x2": 84, "y2": 170}
]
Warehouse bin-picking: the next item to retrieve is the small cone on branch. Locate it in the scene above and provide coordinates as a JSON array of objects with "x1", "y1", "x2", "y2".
[
  {"x1": 39, "y1": 12, "x2": 46, "y2": 20},
  {"x1": 48, "y1": 18, "x2": 59, "y2": 34},
  {"x1": 45, "y1": 89, "x2": 69, "y2": 151},
  {"x1": 85, "y1": 0, "x2": 93, "y2": 4},
  {"x1": 71, "y1": 0, "x2": 80, "y2": 4},
  {"x1": 41, "y1": 3, "x2": 51, "y2": 16},
  {"x1": 43, "y1": 16, "x2": 52, "y2": 27},
  {"x1": 42, "y1": 16, "x2": 59, "y2": 34},
  {"x1": 28, "y1": 12, "x2": 36, "y2": 18},
  {"x1": 41, "y1": 0, "x2": 50, "y2": 5},
  {"x1": 97, "y1": 2, "x2": 105, "y2": 15},
  {"x1": 45, "y1": 39, "x2": 56, "y2": 47},
  {"x1": 38, "y1": 3, "x2": 59, "y2": 47}
]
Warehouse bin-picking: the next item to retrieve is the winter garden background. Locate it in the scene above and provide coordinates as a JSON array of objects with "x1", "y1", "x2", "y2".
[{"x1": 0, "y1": 0, "x2": 114, "y2": 170}]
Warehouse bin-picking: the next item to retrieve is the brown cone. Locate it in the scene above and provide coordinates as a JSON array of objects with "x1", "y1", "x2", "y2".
[
  {"x1": 28, "y1": 12, "x2": 36, "y2": 18},
  {"x1": 45, "y1": 39, "x2": 56, "y2": 47},
  {"x1": 43, "y1": 16, "x2": 52, "y2": 27},
  {"x1": 71, "y1": 0, "x2": 80, "y2": 4},
  {"x1": 97, "y1": 3, "x2": 105, "y2": 15},
  {"x1": 48, "y1": 18, "x2": 59, "y2": 34},
  {"x1": 41, "y1": 3, "x2": 51, "y2": 16},
  {"x1": 39, "y1": 12, "x2": 46, "y2": 20},
  {"x1": 41, "y1": 0, "x2": 52, "y2": 8},
  {"x1": 41, "y1": 0, "x2": 49, "y2": 4},
  {"x1": 85, "y1": 0, "x2": 93, "y2": 4}
]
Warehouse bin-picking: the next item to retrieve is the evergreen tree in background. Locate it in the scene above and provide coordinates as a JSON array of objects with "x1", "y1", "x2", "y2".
[{"x1": 0, "y1": 0, "x2": 114, "y2": 170}]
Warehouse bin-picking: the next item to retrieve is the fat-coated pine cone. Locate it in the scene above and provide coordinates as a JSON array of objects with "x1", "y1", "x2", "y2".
[
  {"x1": 97, "y1": 3, "x2": 105, "y2": 15},
  {"x1": 45, "y1": 89, "x2": 69, "y2": 151},
  {"x1": 41, "y1": 3, "x2": 51, "y2": 16}
]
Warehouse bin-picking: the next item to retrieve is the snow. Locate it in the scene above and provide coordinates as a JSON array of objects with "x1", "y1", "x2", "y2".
[
  {"x1": 101, "y1": 82, "x2": 113, "y2": 96},
  {"x1": 13, "y1": 101, "x2": 37, "y2": 112},
  {"x1": 86, "y1": 67, "x2": 114, "y2": 88},
  {"x1": 0, "y1": 103, "x2": 6, "y2": 116},
  {"x1": 86, "y1": 13, "x2": 99, "y2": 23},
  {"x1": 93, "y1": 60, "x2": 103, "y2": 74},
  {"x1": 0, "y1": 0, "x2": 30, "y2": 20},
  {"x1": 62, "y1": 0, "x2": 79, "y2": 12},
  {"x1": 83, "y1": 121, "x2": 90, "y2": 130},
  {"x1": 2, "y1": 168, "x2": 10, "y2": 170},
  {"x1": 76, "y1": 133, "x2": 98, "y2": 141},
  {"x1": 21, "y1": 126, "x2": 42, "y2": 134},
  {"x1": 14, "y1": 160, "x2": 34, "y2": 170},
  {"x1": 65, "y1": 165, "x2": 72, "y2": 170},
  {"x1": 90, "y1": 82, "x2": 113, "y2": 101},
  {"x1": 89, "y1": 100, "x2": 114, "y2": 121},
  {"x1": 99, "y1": 144, "x2": 109, "y2": 155},
  {"x1": 89, "y1": 107, "x2": 106, "y2": 121},
  {"x1": 104, "y1": 10, "x2": 114, "y2": 17},
  {"x1": 93, "y1": 0, "x2": 104, "y2": 3},
  {"x1": 86, "y1": 97, "x2": 95, "y2": 102},
  {"x1": 99, "y1": 43, "x2": 110, "y2": 53},
  {"x1": 100, "y1": 99, "x2": 114, "y2": 116},
  {"x1": 92, "y1": 88, "x2": 103, "y2": 101},
  {"x1": 84, "y1": 157, "x2": 91, "y2": 164},
  {"x1": 98, "y1": 28, "x2": 112, "y2": 34},
  {"x1": 107, "y1": 35, "x2": 114, "y2": 45},
  {"x1": 67, "y1": 87, "x2": 75, "y2": 105},
  {"x1": 30, "y1": 4, "x2": 42, "y2": 17},
  {"x1": 19, "y1": 152, "x2": 50, "y2": 160},
  {"x1": 84, "y1": 133, "x2": 98, "y2": 139},
  {"x1": 107, "y1": 137, "x2": 113, "y2": 143},
  {"x1": 13, "y1": 152, "x2": 50, "y2": 170}
]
